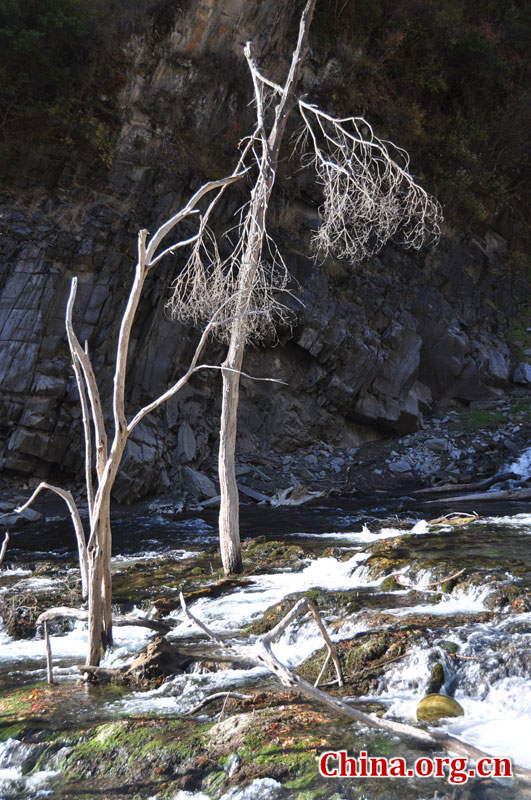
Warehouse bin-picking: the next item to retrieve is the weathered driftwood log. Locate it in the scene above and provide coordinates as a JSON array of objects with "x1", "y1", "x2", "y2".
[
  {"x1": 413, "y1": 473, "x2": 520, "y2": 496},
  {"x1": 36, "y1": 607, "x2": 174, "y2": 634},
  {"x1": 419, "y1": 488, "x2": 531, "y2": 507},
  {"x1": 180, "y1": 593, "x2": 531, "y2": 782}
]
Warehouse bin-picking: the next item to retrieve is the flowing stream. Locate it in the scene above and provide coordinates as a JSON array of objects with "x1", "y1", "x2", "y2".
[{"x1": 1, "y1": 495, "x2": 530, "y2": 800}]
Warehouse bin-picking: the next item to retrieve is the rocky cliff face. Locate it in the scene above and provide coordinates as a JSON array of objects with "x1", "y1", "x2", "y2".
[{"x1": 0, "y1": 0, "x2": 521, "y2": 502}]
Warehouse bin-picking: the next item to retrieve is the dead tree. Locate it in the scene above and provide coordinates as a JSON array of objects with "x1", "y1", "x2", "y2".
[
  {"x1": 181, "y1": 593, "x2": 531, "y2": 782},
  {"x1": 168, "y1": 0, "x2": 442, "y2": 576},
  {"x1": 0, "y1": 532, "x2": 9, "y2": 568},
  {"x1": 14, "y1": 173, "x2": 251, "y2": 666}
]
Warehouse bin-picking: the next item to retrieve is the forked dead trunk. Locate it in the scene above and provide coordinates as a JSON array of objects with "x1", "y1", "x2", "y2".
[{"x1": 217, "y1": 0, "x2": 317, "y2": 575}]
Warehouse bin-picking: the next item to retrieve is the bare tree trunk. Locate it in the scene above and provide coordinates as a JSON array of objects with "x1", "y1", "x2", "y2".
[
  {"x1": 44, "y1": 622, "x2": 54, "y2": 685},
  {"x1": 218, "y1": 0, "x2": 317, "y2": 575},
  {"x1": 86, "y1": 535, "x2": 105, "y2": 667},
  {"x1": 218, "y1": 366, "x2": 243, "y2": 574},
  {"x1": 0, "y1": 532, "x2": 9, "y2": 568},
  {"x1": 11, "y1": 172, "x2": 251, "y2": 667}
]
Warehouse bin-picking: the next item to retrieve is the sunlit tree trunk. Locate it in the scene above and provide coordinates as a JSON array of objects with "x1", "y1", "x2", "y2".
[
  {"x1": 218, "y1": 0, "x2": 317, "y2": 575},
  {"x1": 15, "y1": 176, "x2": 246, "y2": 666}
]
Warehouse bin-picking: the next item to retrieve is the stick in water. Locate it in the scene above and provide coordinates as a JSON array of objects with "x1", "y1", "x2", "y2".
[
  {"x1": 0, "y1": 532, "x2": 9, "y2": 568},
  {"x1": 44, "y1": 622, "x2": 54, "y2": 685}
]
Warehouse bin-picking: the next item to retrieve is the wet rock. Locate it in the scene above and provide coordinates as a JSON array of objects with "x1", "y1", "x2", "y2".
[
  {"x1": 425, "y1": 662, "x2": 445, "y2": 694},
  {"x1": 123, "y1": 637, "x2": 193, "y2": 685},
  {"x1": 439, "y1": 640, "x2": 459, "y2": 655},
  {"x1": 1, "y1": 507, "x2": 43, "y2": 526},
  {"x1": 238, "y1": 484, "x2": 270, "y2": 503},
  {"x1": 416, "y1": 693, "x2": 464, "y2": 722}
]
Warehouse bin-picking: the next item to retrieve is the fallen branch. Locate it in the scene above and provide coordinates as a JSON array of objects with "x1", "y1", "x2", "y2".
[
  {"x1": 429, "y1": 512, "x2": 479, "y2": 525},
  {"x1": 36, "y1": 607, "x2": 173, "y2": 634},
  {"x1": 179, "y1": 593, "x2": 531, "y2": 780},
  {"x1": 393, "y1": 568, "x2": 466, "y2": 591},
  {"x1": 413, "y1": 473, "x2": 519, "y2": 496},
  {"x1": 181, "y1": 692, "x2": 253, "y2": 716},
  {"x1": 419, "y1": 488, "x2": 531, "y2": 507}
]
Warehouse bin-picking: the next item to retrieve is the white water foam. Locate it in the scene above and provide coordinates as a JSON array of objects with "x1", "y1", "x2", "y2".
[
  {"x1": 111, "y1": 548, "x2": 198, "y2": 569},
  {"x1": 0, "y1": 576, "x2": 58, "y2": 593},
  {"x1": 507, "y1": 446, "x2": 531, "y2": 480},
  {"x1": 410, "y1": 519, "x2": 429, "y2": 534},
  {"x1": 114, "y1": 665, "x2": 267, "y2": 717},
  {"x1": 475, "y1": 512, "x2": 531, "y2": 528},
  {"x1": 448, "y1": 676, "x2": 531, "y2": 768},
  {"x1": 374, "y1": 635, "x2": 531, "y2": 771},
  {"x1": 0, "y1": 618, "x2": 152, "y2": 669},
  {"x1": 292, "y1": 523, "x2": 412, "y2": 544},
  {"x1": 173, "y1": 553, "x2": 375, "y2": 634},
  {"x1": 386, "y1": 583, "x2": 492, "y2": 617},
  {"x1": 0, "y1": 739, "x2": 57, "y2": 799}
]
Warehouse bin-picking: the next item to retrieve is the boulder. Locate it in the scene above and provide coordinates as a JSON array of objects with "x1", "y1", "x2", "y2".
[
  {"x1": 176, "y1": 421, "x2": 196, "y2": 463},
  {"x1": 513, "y1": 363, "x2": 531, "y2": 386},
  {"x1": 388, "y1": 460, "x2": 412, "y2": 474},
  {"x1": 124, "y1": 637, "x2": 192, "y2": 684},
  {"x1": 416, "y1": 693, "x2": 464, "y2": 722},
  {"x1": 181, "y1": 466, "x2": 217, "y2": 499}
]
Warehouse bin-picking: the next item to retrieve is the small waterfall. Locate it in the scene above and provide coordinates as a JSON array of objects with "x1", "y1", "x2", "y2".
[
  {"x1": 508, "y1": 445, "x2": 531, "y2": 480},
  {"x1": 0, "y1": 739, "x2": 56, "y2": 799}
]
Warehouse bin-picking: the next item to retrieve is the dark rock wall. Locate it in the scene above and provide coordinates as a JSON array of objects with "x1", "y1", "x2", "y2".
[{"x1": 0, "y1": 0, "x2": 519, "y2": 501}]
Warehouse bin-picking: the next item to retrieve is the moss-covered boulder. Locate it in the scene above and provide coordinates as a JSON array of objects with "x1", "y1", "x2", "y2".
[
  {"x1": 416, "y1": 693, "x2": 464, "y2": 722},
  {"x1": 425, "y1": 662, "x2": 445, "y2": 694}
]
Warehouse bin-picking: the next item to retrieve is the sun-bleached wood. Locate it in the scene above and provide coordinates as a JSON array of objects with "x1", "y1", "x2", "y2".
[
  {"x1": 0, "y1": 532, "x2": 10, "y2": 568},
  {"x1": 44, "y1": 622, "x2": 54, "y2": 685},
  {"x1": 15, "y1": 482, "x2": 88, "y2": 598},
  {"x1": 14, "y1": 173, "x2": 251, "y2": 666},
  {"x1": 180, "y1": 593, "x2": 531, "y2": 781},
  {"x1": 168, "y1": 0, "x2": 440, "y2": 577}
]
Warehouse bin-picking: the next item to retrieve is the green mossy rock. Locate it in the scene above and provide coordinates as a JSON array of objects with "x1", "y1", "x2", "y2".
[
  {"x1": 416, "y1": 693, "x2": 464, "y2": 722},
  {"x1": 425, "y1": 662, "x2": 445, "y2": 695}
]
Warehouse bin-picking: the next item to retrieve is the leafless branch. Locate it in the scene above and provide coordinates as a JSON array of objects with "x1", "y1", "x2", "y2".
[
  {"x1": 182, "y1": 594, "x2": 531, "y2": 780},
  {"x1": 15, "y1": 482, "x2": 88, "y2": 598},
  {"x1": 66, "y1": 279, "x2": 108, "y2": 482},
  {"x1": 296, "y1": 103, "x2": 442, "y2": 262},
  {"x1": 181, "y1": 691, "x2": 253, "y2": 717}
]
